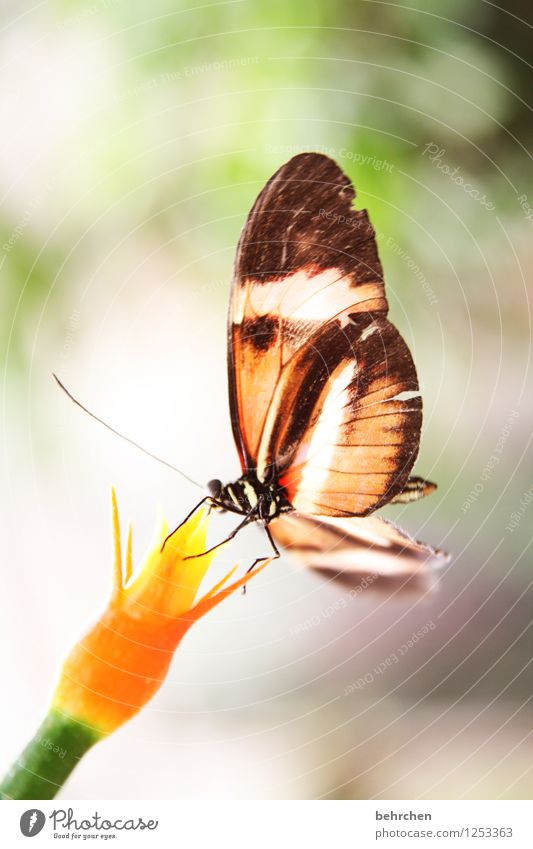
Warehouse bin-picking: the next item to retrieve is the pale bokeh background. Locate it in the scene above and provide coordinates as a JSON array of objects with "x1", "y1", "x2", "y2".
[{"x1": 0, "y1": 0, "x2": 532, "y2": 799}]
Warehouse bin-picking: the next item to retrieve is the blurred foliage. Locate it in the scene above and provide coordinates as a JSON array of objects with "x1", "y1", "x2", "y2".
[{"x1": 1, "y1": 0, "x2": 531, "y2": 355}]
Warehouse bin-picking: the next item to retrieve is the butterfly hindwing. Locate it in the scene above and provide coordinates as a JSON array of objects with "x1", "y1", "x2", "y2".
[
  {"x1": 228, "y1": 153, "x2": 424, "y2": 516},
  {"x1": 269, "y1": 512, "x2": 449, "y2": 594},
  {"x1": 276, "y1": 313, "x2": 422, "y2": 516}
]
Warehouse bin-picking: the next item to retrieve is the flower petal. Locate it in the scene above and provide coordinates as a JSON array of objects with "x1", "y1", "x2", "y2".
[
  {"x1": 187, "y1": 559, "x2": 272, "y2": 622},
  {"x1": 111, "y1": 489, "x2": 123, "y2": 594}
]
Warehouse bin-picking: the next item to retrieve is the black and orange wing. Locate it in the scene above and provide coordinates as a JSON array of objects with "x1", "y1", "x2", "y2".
[
  {"x1": 270, "y1": 512, "x2": 449, "y2": 594},
  {"x1": 228, "y1": 153, "x2": 426, "y2": 516}
]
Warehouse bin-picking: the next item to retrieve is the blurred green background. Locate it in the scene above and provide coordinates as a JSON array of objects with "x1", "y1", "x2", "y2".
[{"x1": 0, "y1": 0, "x2": 532, "y2": 799}]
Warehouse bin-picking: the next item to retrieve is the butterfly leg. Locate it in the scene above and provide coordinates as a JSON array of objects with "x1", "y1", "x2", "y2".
[
  {"x1": 183, "y1": 508, "x2": 257, "y2": 561},
  {"x1": 263, "y1": 520, "x2": 281, "y2": 559},
  {"x1": 241, "y1": 505, "x2": 281, "y2": 593},
  {"x1": 244, "y1": 525, "x2": 281, "y2": 574},
  {"x1": 161, "y1": 496, "x2": 214, "y2": 551}
]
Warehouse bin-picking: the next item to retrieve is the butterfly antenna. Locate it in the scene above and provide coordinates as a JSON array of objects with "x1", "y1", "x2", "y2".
[{"x1": 52, "y1": 374, "x2": 204, "y2": 489}]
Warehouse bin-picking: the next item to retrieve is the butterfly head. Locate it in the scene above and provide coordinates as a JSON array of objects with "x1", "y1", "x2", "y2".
[{"x1": 207, "y1": 479, "x2": 223, "y2": 500}]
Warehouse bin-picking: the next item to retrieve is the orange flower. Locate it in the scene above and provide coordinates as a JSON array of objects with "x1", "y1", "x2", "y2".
[{"x1": 52, "y1": 492, "x2": 267, "y2": 736}]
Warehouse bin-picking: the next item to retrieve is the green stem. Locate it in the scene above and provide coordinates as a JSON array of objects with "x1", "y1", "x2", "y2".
[{"x1": 0, "y1": 709, "x2": 102, "y2": 800}]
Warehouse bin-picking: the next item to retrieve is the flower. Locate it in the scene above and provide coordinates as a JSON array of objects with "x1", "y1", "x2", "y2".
[
  {"x1": 1, "y1": 491, "x2": 269, "y2": 800},
  {"x1": 52, "y1": 491, "x2": 267, "y2": 736}
]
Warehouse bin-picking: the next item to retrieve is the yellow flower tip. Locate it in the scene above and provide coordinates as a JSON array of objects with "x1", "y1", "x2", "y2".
[
  {"x1": 111, "y1": 490, "x2": 133, "y2": 595},
  {"x1": 124, "y1": 524, "x2": 133, "y2": 586},
  {"x1": 52, "y1": 497, "x2": 270, "y2": 736},
  {"x1": 189, "y1": 557, "x2": 271, "y2": 620},
  {"x1": 195, "y1": 563, "x2": 240, "y2": 605},
  {"x1": 111, "y1": 488, "x2": 123, "y2": 593}
]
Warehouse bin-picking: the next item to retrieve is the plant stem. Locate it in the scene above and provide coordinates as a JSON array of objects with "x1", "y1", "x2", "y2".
[{"x1": 0, "y1": 709, "x2": 102, "y2": 800}]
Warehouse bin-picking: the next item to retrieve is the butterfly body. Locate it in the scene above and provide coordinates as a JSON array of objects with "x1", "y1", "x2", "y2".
[{"x1": 207, "y1": 474, "x2": 292, "y2": 521}]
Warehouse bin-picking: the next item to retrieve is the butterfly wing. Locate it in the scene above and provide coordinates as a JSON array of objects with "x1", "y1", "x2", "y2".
[
  {"x1": 270, "y1": 512, "x2": 449, "y2": 594},
  {"x1": 228, "y1": 152, "x2": 424, "y2": 515}
]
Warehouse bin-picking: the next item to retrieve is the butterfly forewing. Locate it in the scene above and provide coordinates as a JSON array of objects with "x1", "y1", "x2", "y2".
[{"x1": 228, "y1": 152, "x2": 423, "y2": 518}]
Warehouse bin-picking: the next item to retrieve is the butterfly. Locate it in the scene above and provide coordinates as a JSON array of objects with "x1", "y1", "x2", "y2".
[
  {"x1": 55, "y1": 152, "x2": 447, "y2": 591},
  {"x1": 183, "y1": 152, "x2": 448, "y2": 590}
]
